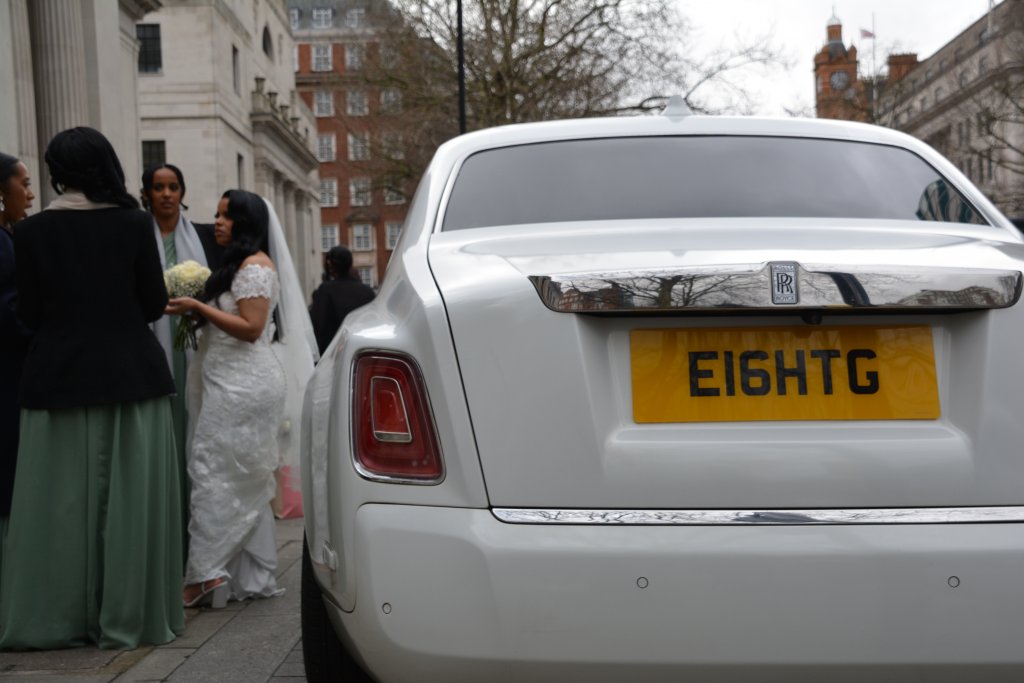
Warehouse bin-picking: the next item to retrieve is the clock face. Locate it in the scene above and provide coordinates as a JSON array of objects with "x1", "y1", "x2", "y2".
[{"x1": 830, "y1": 71, "x2": 850, "y2": 91}]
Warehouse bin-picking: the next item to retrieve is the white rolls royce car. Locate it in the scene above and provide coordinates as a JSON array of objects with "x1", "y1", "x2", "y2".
[{"x1": 299, "y1": 102, "x2": 1024, "y2": 682}]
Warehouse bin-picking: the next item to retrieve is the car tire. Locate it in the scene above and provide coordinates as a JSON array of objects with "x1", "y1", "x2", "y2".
[{"x1": 301, "y1": 534, "x2": 374, "y2": 683}]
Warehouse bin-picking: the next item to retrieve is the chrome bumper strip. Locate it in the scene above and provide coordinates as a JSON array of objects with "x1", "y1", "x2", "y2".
[
  {"x1": 529, "y1": 264, "x2": 1022, "y2": 313},
  {"x1": 493, "y1": 506, "x2": 1024, "y2": 525}
]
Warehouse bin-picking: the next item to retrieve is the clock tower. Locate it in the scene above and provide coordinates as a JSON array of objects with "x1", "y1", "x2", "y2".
[{"x1": 813, "y1": 14, "x2": 866, "y2": 121}]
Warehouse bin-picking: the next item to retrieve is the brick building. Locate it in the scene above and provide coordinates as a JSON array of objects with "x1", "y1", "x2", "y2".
[
  {"x1": 288, "y1": 0, "x2": 408, "y2": 288},
  {"x1": 814, "y1": 1, "x2": 1024, "y2": 215}
]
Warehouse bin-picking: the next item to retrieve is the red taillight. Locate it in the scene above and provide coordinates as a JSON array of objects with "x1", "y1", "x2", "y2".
[{"x1": 352, "y1": 353, "x2": 443, "y2": 481}]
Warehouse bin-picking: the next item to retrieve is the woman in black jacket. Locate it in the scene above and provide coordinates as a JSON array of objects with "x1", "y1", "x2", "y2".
[{"x1": 0, "y1": 128, "x2": 184, "y2": 650}]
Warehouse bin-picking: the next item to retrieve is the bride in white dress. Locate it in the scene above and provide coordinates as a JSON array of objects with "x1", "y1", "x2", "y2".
[{"x1": 166, "y1": 190, "x2": 315, "y2": 607}]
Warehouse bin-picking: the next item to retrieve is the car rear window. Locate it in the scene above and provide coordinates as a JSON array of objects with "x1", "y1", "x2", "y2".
[{"x1": 441, "y1": 136, "x2": 987, "y2": 230}]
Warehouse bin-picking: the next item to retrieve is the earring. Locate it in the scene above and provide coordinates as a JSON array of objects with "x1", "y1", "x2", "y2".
[{"x1": 0, "y1": 195, "x2": 5, "y2": 213}]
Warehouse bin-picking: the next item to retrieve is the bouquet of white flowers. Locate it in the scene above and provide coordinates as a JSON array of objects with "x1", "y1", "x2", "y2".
[{"x1": 164, "y1": 260, "x2": 212, "y2": 351}]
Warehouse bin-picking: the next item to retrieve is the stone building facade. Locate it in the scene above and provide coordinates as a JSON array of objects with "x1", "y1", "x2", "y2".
[
  {"x1": 0, "y1": 0, "x2": 161, "y2": 205},
  {"x1": 814, "y1": 0, "x2": 1024, "y2": 216},
  {"x1": 288, "y1": 0, "x2": 409, "y2": 289},
  {"x1": 137, "y1": 0, "x2": 322, "y2": 295}
]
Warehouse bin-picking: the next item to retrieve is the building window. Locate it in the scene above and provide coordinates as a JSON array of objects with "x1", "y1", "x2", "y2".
[
  {"x1": 348, "y1": 132, "x2": 369, "y2": 161},
  {"x1": 313, "y1": 44, "x2": 332, "y2": 71},
  {"x1": 347, "y1": 90, "x2": 368, "y2": 116},
  {"x1": 293, "y1": 45, "x2": 299, "y2": 73},
  {"x1": 346, "y1": 8, "x2": 365, "y2": 28},
  {"x1": 384, "y1": 182, "x2": 405, "y2": 205},
  {"x1": 379, "y1": 43, "x2": 397, "y2": 68},
  {"x1": 290, "y1": 8, "x2": 300, "y2": 30},
  {"x1": 386, "y1": 221, "x2": 402, "y2": 249},
  {"x1": 232, "y1": 45, "x2": 240, "y2": 93},
  {"x1": 321, "y1": 224, "x2": 339, "y2": 251},
  {"x1": 137, "y1": 24, "x2": 162, "y2": 73},
  {"x1": 357, "y1": 266, "x2": 375, "y2": 287},
  {"x1": 314, "y1": 90, "x2": 333, "y2": 116},
  {"x1": 979, "y1": 56, "x2": 989, "y2": 75},
  {"x1": 312, "y1": 8, "x2": 332, "y2": 29},
  {"x1": 237, "y1": 153, "x2": 244, "y2": 188},
  {"x1": 382, "y1": 132, "x2": 404, "y2": 160},
  {"x1": 352, "y1": 224, "x2": 374, "y2": 251},
  {"x1": 317, "y1": 134, "x2": 336, "y2": 162},
  {"x1": 380, "y1": 88, "x2": 402, "y2": 114},
  {"x1": 345, "y1": 44, "x2": 364, "y2": 71},
  {"x1": 141, "y1": 140, "x2": 166, "y2": 170},
  {"x1": 320, "y1": 178, "x2": 338, "y2": 206},
  {"x1": 262, "y1": 26, "x2": 273, "y2": 59},
  {"x1": 350, "y1": 178, "x2": 371, "y2": 206}
]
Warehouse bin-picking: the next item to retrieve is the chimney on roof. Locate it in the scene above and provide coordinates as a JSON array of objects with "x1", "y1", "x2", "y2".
[{"x1": 887, "y1": 53, "x2": 919, "y2": 83}]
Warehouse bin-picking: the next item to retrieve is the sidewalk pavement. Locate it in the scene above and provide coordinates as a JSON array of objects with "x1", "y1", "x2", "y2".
[{"x1": 0, "y1": 517, "x2": 307, "y2": 683}]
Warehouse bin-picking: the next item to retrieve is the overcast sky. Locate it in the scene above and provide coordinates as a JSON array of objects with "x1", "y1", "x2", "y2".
[{"x1": 678, "y1": 0, "x2": 1001, "y2": 116}]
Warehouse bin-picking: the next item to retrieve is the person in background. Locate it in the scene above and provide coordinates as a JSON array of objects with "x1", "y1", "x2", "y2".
[
  {"x1": 308, "y1": 245, "x2": 375, "y2": 356},
  {"x1": 0, "y1": 127, "x2": 182, "y2": 650},
  {"x1": 0, "y1": 152, "x2": 34, "y2": 568},
  {"x1": 141, "y1": 163, "x2": 222, "y2": 558}
]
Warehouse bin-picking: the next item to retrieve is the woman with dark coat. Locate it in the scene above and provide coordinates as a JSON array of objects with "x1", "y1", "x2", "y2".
[
  {"x1": 308, "y1": 245, "x2": 375, "y2": 356},
  {"x1": 0, "y1": 128, "x2": 183, "y2": 650},
  {"x1": 0, "y1": 152, "x2": 34, "y2": 565}
]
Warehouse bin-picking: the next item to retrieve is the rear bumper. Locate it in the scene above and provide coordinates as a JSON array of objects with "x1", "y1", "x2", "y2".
[{"x1": 326, "y1": 504, "x2": 1024, "y2": 683}]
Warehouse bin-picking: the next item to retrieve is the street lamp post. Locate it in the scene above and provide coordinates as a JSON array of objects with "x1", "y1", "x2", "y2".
[{"x1": 457, "y1": 0, "x2": 466, "y2": 134}]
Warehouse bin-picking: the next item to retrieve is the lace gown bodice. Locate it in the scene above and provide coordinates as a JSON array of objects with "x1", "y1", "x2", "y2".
[{"x1": 185, "y1": 264, "x2": 286, "y2": 594}]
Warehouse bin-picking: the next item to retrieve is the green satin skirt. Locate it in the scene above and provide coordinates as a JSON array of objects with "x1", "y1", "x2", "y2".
[{"x1": 0, "y1": 398, "x2": 184, "y2": 650}]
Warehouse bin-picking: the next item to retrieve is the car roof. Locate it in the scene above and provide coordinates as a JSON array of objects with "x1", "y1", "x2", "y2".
[{"x1": 434, "y1": 112, "x2": 932, "y2": 165}]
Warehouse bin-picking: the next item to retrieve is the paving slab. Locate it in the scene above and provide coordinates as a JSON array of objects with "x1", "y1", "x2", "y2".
[{"x1": 166, "y1": 613, "x2": 301, "y2": 683}]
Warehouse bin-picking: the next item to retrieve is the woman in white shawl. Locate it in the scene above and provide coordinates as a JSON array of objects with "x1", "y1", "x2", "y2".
[{"x1": 142, "y1": 163, "x2": 222, "y2": 554}]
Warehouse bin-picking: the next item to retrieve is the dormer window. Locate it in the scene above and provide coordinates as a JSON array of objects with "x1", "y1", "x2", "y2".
[{"x1": 312, "y1": 8, "x2": 332, "y2": 29}]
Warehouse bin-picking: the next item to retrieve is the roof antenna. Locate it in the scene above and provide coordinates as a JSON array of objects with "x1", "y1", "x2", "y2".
[{"x1": 662, "y1": 95, "x2": 692, "y2": 117}]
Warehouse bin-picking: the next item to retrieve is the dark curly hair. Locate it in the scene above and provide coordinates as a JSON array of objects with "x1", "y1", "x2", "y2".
[
  {"x1": 44, "y1": 127, "x2": 138, "y2": 208},
  {"x1": 0, "y1": 152, "x2": 20, "y2": 192}
]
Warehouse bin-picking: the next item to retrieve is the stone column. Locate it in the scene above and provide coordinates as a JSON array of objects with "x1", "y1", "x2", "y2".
[
  {"x1": 28, "y1": 0, "x2": 90, "y2": 204},
  {"x1": 9, "y1": 0, "x2": 39, "y2": 183}
]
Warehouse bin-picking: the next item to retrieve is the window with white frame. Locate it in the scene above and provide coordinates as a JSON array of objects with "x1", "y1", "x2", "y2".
[
  {"x1": 350, "y1": 177, "x2": 371, "y2": 206},
  {"x1": 312, "y1": 8, "x2": 332, "y2": 29},
  {"x1": 352, "y1": 223, "x2": 374, "y2": 251},
  {"x1": 317, "y1": 134, "x2": 336, "y2": 162},
  {"x1": 312, "y1": 44, "x2": 332, "y2": 72},
  {"x1": 384, "y1": 181, "x2": 405, "y2": 205},
  {"x1": 382, "y1": 132, "x2": 404, "y2": 159},
  {"x1": 386, "y1": 221, "x2": 402, "y2": 249},
  {"x1": 347, "y1": 132, "x2": 369, "y2": 161},
  {"x1": 357, "y1": 266, "x2": 375, "y2": 288},
  {"x1": 314, "y1": 90, "x2": 333, "y2": 116},
  {"x1": 289, "y1": 8, "x2": 300, "y2": 30},
  {"x1": 380, "y1": 88, "x2": 402, "y2": 114},
  {"x1": 379, "y1": 43, "x2": 397, "y2": 68},
  {"x1": 346, "y1": 8, "x2": 365, "y2": 28},
  {"x1": 345, "y1": 44, "x2": 364, "y2": 71},
  {"x1": 346, "y1": 90, "x2": 368, "y2": 116},
  {"x1": 320, "y1": 224, "x2": 339, "y2": 251},
  {"x1": 319, "y1": 178, "x2": 338, "y2": 206}
]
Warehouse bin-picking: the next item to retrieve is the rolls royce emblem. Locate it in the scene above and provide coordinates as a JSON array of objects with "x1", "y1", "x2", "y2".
[{"x1": 770, "y1": 263, "x2": 798, "y2": 304}]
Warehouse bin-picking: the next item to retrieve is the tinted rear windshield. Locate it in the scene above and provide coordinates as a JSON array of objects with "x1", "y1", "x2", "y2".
[{"x1": 442, "y1": 136, "x2": 986, "y2": 230}]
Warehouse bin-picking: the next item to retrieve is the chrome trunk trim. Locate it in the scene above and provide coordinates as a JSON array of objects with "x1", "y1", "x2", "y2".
[
  {"x1": 493, "y1": 506, "x2": 1024, "y2": 525},
  {"x1": 529, "y1": 264, "x2": 1022, "y2": 313}
]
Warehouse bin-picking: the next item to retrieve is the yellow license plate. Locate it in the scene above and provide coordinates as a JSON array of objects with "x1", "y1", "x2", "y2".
[{"x1": 631, "y1": 325, "x2": 939, "y2": 422}]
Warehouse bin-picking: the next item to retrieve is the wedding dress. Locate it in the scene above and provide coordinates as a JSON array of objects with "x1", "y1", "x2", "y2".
[{"x1": 184, "y1": 263, "x2": 286, "y2": 598}]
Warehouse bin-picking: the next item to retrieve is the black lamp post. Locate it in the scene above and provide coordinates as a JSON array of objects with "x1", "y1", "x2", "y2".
[{"x1": 457, "y1": 0, "x2": 466, "y2": 134}]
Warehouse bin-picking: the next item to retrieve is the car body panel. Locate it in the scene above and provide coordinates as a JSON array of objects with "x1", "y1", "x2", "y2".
[{"x1": 323, "y1": 504, "x2": 1024, "y2": 682}]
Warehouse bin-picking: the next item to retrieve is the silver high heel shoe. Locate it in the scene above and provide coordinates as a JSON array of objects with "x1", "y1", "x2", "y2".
[{"x1": 184, "y1": 578, "x2": 229, "y2": 609}]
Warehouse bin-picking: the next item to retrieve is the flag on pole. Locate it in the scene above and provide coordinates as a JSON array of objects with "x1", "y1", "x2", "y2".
[{"x1": 860, "y1": 28, "x2": 875, "y2": 39}]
